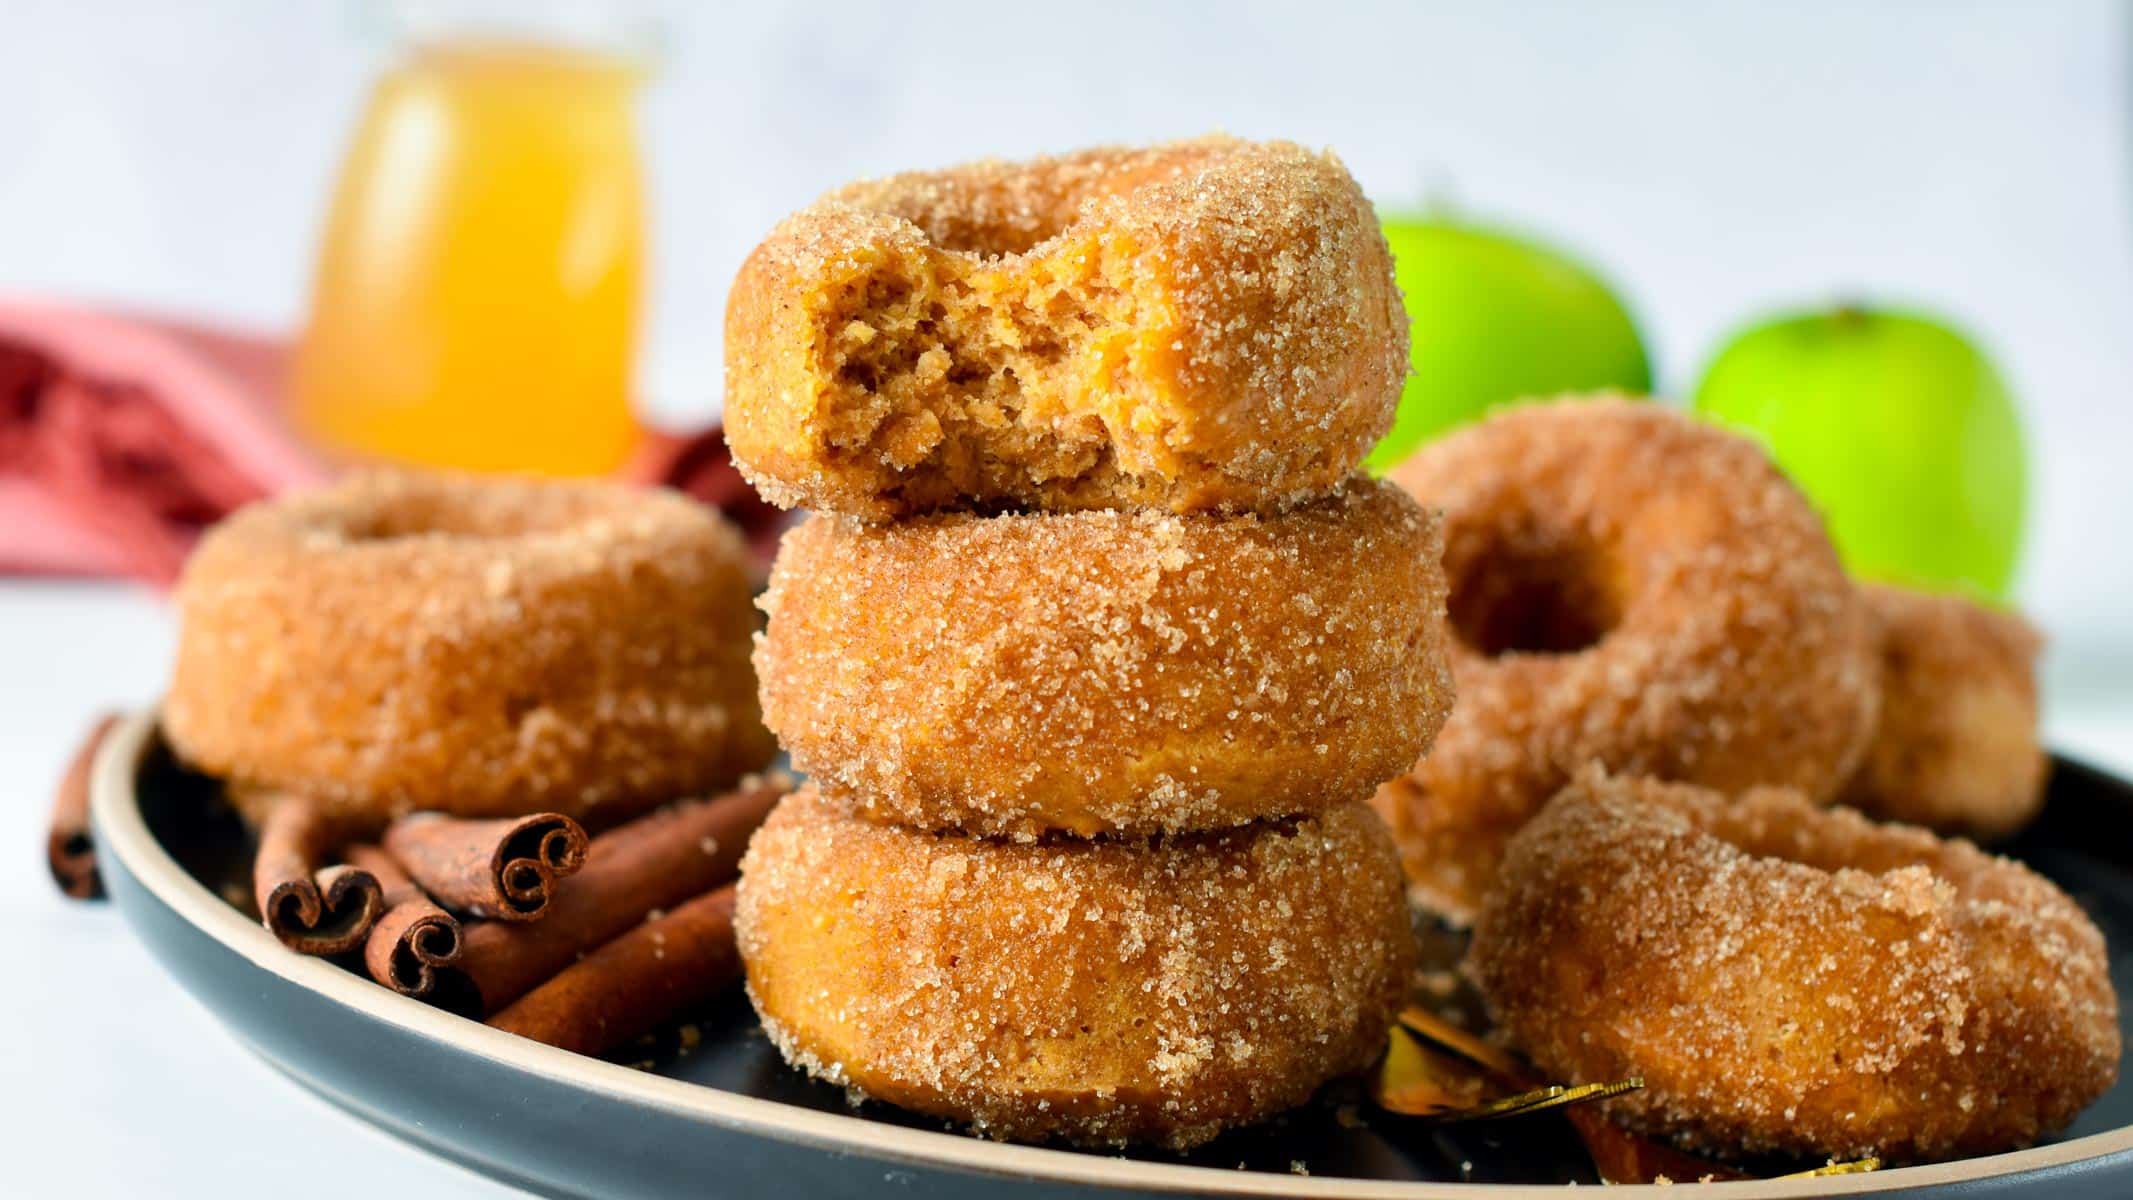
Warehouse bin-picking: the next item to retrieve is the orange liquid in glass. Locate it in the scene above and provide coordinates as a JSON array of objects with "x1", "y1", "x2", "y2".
[{"x1": 294, "y1": 41, "x2": 644, "y2": 476}]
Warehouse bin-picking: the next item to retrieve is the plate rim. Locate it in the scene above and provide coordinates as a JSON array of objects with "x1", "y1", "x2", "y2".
[{"x1": 92, "y1": 708, "x2": 2133, "y2": 1198}]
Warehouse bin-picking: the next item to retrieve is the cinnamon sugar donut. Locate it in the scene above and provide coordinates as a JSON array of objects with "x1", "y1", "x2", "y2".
[
  {"x1": 736, "y1": 787, "x2": 1413, "y2": 1149},
  {"x1": 1374, "y1": 400, "x2": 1878, "y2": 920},
  {"x1": 165, "y1": 470, "x2": 776, "y2": 831},
  {"x1": 724, "y1": 135, "x2": 1406, "y2": 519},
  {"x1": 1470, "y1": 771, "x2": 2118, "y2": 1161},
  {"x1": 1842, "y1": 583, "x2": 2047, "y2": 840},
  {"x1": 755, "y1": 477, "x2": 1453, "y2": 838}
]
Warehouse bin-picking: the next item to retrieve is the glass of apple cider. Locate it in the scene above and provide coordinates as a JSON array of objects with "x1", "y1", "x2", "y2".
[{"x1": 293, "y1": 5, "x2": 653, "y2": 476}]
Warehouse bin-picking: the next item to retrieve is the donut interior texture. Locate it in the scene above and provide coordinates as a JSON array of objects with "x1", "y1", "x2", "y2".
[{"x1": 724, "y1": 135, "x2": 1406, "y2": 517}]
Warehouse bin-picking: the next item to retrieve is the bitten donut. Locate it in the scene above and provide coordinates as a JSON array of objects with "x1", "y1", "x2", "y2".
[
  {"x1": 1842, "y1": 583, "x2": 2047, "y2": 840},
  {"x1": 165, "y1": 470, "x2": 777, "y2": 831},
  {"x1": 1374, "y1": 399, "x2": 1878, "y2": 920},
  {"x1": 736, "y1": 787, "x2": 1414, "y2": 1149},
  {"x1": 1470, "y1": 771, "x2": 2118, "y2": 1162},
  {"x1": 724, "y1": 135, "x2": 1406, "y2": 519},
  {"x1": 755, "y1": 478, "x2": 1453, "y2": 838}
]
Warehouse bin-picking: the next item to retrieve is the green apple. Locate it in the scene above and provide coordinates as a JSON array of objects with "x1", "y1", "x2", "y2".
[
  {"x1": 1693, "y1": 307, "x2": 2026, "y2": 599},
  {"x1": 1365, "y1": 216, "x2": 1652, "y2": 471}
]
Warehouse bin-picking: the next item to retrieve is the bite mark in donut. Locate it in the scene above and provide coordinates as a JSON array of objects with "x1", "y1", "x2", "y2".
[{"x1": 724, "y1": 135, "x2": 1407, "y2": 519}]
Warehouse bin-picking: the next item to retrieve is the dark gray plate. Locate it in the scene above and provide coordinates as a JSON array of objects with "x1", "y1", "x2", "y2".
[{"x1": 93, "y1": 711, "x2": 2133, "y2": 1198}]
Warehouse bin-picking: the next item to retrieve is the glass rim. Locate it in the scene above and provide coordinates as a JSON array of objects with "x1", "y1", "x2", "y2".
[{"x1": 368, "y1": 0, "x2": 664, "y2": 62}]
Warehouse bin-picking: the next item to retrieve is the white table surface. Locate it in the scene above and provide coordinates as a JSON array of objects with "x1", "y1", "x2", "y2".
[
  {"x1": 8, "y1": 578, "x2": 2132, "y2": 1199},
  {"x1": 4, "y1": 582, "x2": 522, "y2": 1199}
]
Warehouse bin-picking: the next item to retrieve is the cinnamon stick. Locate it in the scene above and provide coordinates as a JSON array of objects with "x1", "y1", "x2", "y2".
[
  {"x1": 346, "y1": 844, "x2": 462, "y2": 999},
  {"x1": 456, "y1": 777, "x2": 784, "y2": 1012},
  {"x1": 253, "y1": 794, "x2": 383, "y2": 955},
  {"x1": 383, "y1": 812, "x2": 588, "y2": 922},
  {"x1": 47, "y1": 712, "x2": 119, "y2": 900},
  {"x1": 488, "y1": 884, "x2": 740, "y2": 1055}
]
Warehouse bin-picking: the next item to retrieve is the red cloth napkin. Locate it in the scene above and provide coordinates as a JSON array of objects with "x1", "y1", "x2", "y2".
[{"x1": 0, "y1": 296, "x2": 784, "y2": 586}]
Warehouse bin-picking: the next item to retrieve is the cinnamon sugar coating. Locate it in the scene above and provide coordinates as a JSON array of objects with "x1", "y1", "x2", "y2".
[
  {"x1": 735, "y1": 788, "x2": 1414, "y2": 1149},
  {"x1": 724, "y1": 135, "x2": 1406, "y2": 519},
  {"x1": 755, "y1": 478, "x2": 1453, "y2": 838},
  {"x1": 1374, "y1": 400, "x2": 1879, "y2": 921},
  {"x1": 165, "y1": 471, "x2": 776, "y2": 832},
  {"x1": 1470, "y1": 772, "x2": 2118, "y2": 1162},
  {"x1": 1842, "y1": 583, "x2": 2047, "y2": 840}
]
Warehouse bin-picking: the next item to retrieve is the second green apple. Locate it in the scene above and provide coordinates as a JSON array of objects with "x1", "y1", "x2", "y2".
[{"x1": 1694, "y1": 307, "x2": 2027, "y2": 600}]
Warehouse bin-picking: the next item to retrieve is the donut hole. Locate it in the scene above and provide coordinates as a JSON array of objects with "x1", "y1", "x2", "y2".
[
  {"x1": 335, "y1": 489, "x2": 608, "y2": 543},
  {"x1": 867, "y1": 170, "x2": 1115, "y2": 260},
  {"x1": 1692, "y1": 805, "x2": 1946, "y2": 880},
  {"x1": 343, "y1": 510, "x2": 514, "y2": 542},
  {"x1": 1448, "y1": 535, "x2": 1622, "y2": 657},
  {"x1": 920, "y1": 209, "x2": 1071, "y2": 259}
]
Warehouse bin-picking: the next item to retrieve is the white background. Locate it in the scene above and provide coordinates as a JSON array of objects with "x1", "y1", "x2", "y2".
[{"x1": 6, "y1": 2, "x2": 2133, "y2": 1196}]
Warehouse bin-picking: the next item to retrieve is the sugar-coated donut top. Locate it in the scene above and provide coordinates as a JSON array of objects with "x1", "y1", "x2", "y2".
[
  {"x1": 1378, "y1": 398, "x2": 1881, "y2": 911},
  {"x1": 1528, "y1": 770, "x2": 2079, "y2": 914},
  {"x1": 820, "y1": 134, "x2": 1364, "y2": 262},
  {"x1": 164, "y1": 469, "x2": 773, "y2": 826},
  {"x1": 191, "y1": 468, "x2": 747, "y2": 588},
  {"x1": 1474, "y1": 769, "x2": 2118, "y2": 1159},
  {"x1": 723, "y1": 134, "x2": 1407, "y2": 518},
  {"x1": 753, "y1": 476, "x2": 1454, "y2": 837},
  {"x1": 1390, "y1": 398, "x2": 1865, "y2": 670}
]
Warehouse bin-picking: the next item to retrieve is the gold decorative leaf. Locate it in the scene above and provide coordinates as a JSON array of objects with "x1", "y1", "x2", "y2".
[
  {"x1": 1780, "y1": 1158, "x2": 1883, "y2": 1178},
  {"x1": 1395, "y1": 1005, "x2": 1525, "y2": 1078},
  {"x1": 1371, "y1": 1025, "x2": 1499, "y2": 1117},
  {"x1": 1422, "y1": 1077, "x2": 1645, "y2": 1123}
]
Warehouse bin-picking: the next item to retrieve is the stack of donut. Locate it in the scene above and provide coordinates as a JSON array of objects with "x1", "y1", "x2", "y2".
[{"x1": 725, "y1": 136, "x2": 1456, "y2": 1149}]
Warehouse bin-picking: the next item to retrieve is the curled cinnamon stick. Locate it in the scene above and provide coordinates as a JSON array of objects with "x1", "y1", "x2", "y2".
[
  {"x1": 489, "y1": 884, "x2": 740, "y2": 1055},
  {"x1": 47, "y1": 712, "x2": 119, "y2": 900},
  {"x1": 458, "y1": 777, "x2": 784, "y2": 1013},
  {"x1": 253, "y1": 794, "x2": 383, "y2": 956},
  {"x1": 383, "y1": 812, "x2": 589, "y2": 922},
  {"x1": 346, "y1": 844, "x2": 462, "y2": 998}
]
